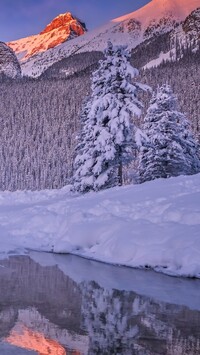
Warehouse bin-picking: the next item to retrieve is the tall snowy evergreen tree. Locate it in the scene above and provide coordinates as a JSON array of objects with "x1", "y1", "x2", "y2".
[
  {"x1": 138, "y1": 84, "x2": 200, "y2": 183},
  {"x1": 73, "y1": 41, "x2": 147, "y2": 193}
]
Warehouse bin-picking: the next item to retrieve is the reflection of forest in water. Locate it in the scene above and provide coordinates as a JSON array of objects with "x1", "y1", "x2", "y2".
[{"x1": 0, "y1": 255, "x2": 200, "y2": 355}]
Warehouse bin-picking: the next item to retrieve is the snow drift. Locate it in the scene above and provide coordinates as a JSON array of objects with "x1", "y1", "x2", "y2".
[{"x1": 0, "y1": 173, "x2": 200, "y2": 278}]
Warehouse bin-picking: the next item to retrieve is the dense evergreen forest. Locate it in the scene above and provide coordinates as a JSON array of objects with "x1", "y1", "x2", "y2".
[{"x1": 0, "y1": 47, "x2": 199, "y2": 191}]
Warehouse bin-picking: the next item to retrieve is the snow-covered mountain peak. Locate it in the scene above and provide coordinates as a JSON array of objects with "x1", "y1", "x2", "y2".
[
  {"x1": 40, "y1": 11, "x2": 86, "y2": 35},
  {"x1": 7, "y1": 11, "x2": 86, "y2": 61},
  {"x1": 112, "y1": 0, "x2": 200, "y2": 27},
  {"x1": 54, "y1": 12, "x2": 73, "y2": 20}
]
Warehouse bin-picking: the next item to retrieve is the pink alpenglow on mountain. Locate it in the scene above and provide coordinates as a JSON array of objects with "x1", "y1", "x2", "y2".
[
  {"x1": 113, "y1": 0, "x2": 200, "y2": 26},
  {"x1": 7, "y1": 12, "x2": 86, "y2": 61},
  {"x1": 7, "y1": 0, "x2": 200, "y2": 77}
]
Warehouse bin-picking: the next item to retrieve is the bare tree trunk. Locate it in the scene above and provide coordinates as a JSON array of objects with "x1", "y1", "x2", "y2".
[{"x1": 118, "y1": 162, "x2": 123, "y2": 186}]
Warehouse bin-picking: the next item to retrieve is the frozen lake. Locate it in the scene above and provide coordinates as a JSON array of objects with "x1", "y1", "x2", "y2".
[{"x1": 0, "y1": 252, "x2": 200, "y2": 354}]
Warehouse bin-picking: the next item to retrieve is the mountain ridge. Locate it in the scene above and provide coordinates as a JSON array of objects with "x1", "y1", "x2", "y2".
[
  {"x1": 7, "y1": 0, "x2": 200, "y2": 77},
  {"x1": 7, "y1": 12, "x2": 86, "y2": 61},
  {"x1": 114, "y1": 0, "x2": 200, "y2": 24}
]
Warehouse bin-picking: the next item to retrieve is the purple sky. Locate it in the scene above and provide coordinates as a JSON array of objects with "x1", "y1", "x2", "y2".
[{"x1": 0, "y1": 0, "x2": 150, "y2": 42}]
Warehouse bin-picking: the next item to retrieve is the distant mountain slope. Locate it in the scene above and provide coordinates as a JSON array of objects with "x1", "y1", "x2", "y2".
[
  {"x1": 7, "y1": 12, "x2": 86, "y2": 62},
  {"x1": 113, "y1": 0, "x2": 199, "y2": 26},
  {"x1": 0, "y1": 42, "x2": 21, "y2": 78},
  {"x1": 7, "y1": 0, "x2": 200, "y2": 77},
  {"x1": 40, "y1": 7, "x2": 200, "y2": 80}
]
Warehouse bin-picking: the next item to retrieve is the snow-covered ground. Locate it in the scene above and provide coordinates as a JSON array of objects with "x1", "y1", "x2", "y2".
[{"x1": 0, "y1": 173, "x2": 200, "y2": 278}]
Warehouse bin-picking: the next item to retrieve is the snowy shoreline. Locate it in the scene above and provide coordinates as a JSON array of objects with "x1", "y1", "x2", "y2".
[{"x1": 0, "y1": 173, "x2": 200, "y2": 279}]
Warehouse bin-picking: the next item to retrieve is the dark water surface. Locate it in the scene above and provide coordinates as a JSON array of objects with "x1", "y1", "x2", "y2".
[{"x1": 0, "y1": 252, "x2": 200, "y2": 354}]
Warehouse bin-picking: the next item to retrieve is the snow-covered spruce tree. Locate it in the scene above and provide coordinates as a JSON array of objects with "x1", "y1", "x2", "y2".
[
  {"x1": 138, "y1": 84, "x2": 200, "y2": 183},
  {"x1": 73, "y1": 41, "x2": 147, "y2": 193}
]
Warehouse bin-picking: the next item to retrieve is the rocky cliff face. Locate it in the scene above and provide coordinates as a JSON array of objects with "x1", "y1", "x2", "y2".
[
  {"x1": 183, "y1": 7, "x2": 200, "y2": 37},
  {"x1": 0, "y1": 42, "x2": 21, "y2": 78},
  {"x1": 144, "y1": 16, "x2": 178, "y2": 39},
  {"x1": 7, "y1": 12, "x2": 86, "y2": 61},
  {"x1": 40, "y1": 12, "x2": 86, "y2": 36}
]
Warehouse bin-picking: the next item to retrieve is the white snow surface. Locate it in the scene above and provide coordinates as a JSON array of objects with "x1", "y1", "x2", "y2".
[
  {"x1": 143, "y1": 50, "x2": 172, "y2": 69},
  {"x1": 0, "y1": 173, "x2": 200, "y2": 278}
]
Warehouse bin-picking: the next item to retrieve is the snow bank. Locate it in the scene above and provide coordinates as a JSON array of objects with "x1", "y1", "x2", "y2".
[{"x1": 0, "y1": 174, "x2": 200, "y2": 278}]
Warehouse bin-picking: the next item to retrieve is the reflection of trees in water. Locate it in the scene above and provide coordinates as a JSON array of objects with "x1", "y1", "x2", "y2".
[
  {"x1": 0, "y1": 256, "x2": 200, "y2": 354},
  {"x1": 81, "y1": 281, "x2": 200, "y2": 355}
]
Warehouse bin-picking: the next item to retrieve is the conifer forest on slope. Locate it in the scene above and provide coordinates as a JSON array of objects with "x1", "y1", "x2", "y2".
[{"x1": 0, "y1": 46, "x2": 199, "y2": 191}]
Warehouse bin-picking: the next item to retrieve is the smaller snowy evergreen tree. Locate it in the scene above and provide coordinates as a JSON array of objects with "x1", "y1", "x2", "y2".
[
  {"x1": 138, "y1": 84, "x2": 200, "y2": 183},
  {"x1": 73, "y1": 97, "x2": 96, "y2": 192},
  {"x1": 73, "y1": 41, "x2": 148, "y2": 193}
]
